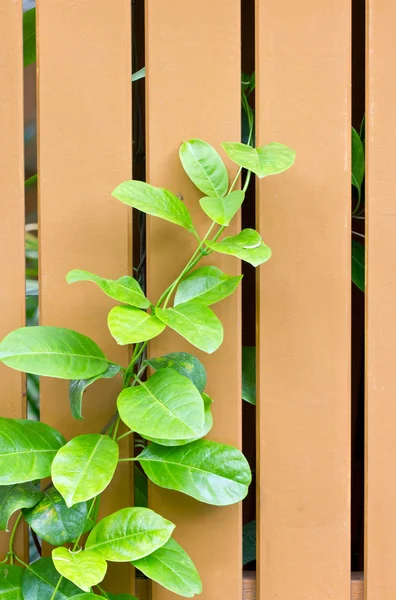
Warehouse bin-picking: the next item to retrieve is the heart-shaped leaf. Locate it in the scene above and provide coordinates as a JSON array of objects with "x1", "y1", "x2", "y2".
[
  {"x1": 112, "y1": 181, "x2": 195, "y2": 232},
  {"x1": 117, "y1": 369, "x2": 204, "y2": 442},
  {"x1": 23, "y1": 487, "x2": 89, "y2": 546},
  {"x1": 0, "y1": 483, "x2": 43, "y2": 530},
  {"x1": 52, "y1": 434, "x2": 119, "y2": 507},
  {"x1": 156, "y1": 303, "x2": 223, "y2": 354},
  {"x1": 0, "y1": 564, "x2": 24, "y2": 599},
  {"x1": 242, "y1": 346, "x2": 256, "y2": 405},
  {"x1": 21, "y1": 557, "x2": 83, "y2": 600},
  {"x1": 222, "y1": 141, "x2": 296, "y2": 178},
  {"x1": 179, "y1": 139, "x2": 228, "y2": 198},
  {"x1": 199, "y1": 190, "x2": 244, "y2": 225},
  {"x1": 69, "y1": 364, "x2": 121, "y2": 420},
  {"x1": 174, "y1": 266, "x2": 242, "y2": 307},
  {"x1": 206, "y1": 228, "x2": 272, "y2": 267},
  {"x1": 52, "y1": 548, "x2": 107, "y2": 593},
  {"x1": 0, "y1": 418, "x2": 65, "y2": 485},
  {"x1": 86, "y1": 507, "x2": 174, "y2": 561},
  {"x1": 131, "y1": 538, "x2": 202, "y2": 598},
  {"x1": 108, "y1": 306, "x2": 165, "y2": 345},
  {"x1": 144, "y1": 352, "x2": 206, "y2": 393},
  {"x1": 67, "y1": 270, "x2": 150, "y2": 309},
  {"x1": 0, "y1": 326, "x2": 108, "y2": 379},
  {"x1": 137, "y1": 439, "x2": 251, "y2": 506}
]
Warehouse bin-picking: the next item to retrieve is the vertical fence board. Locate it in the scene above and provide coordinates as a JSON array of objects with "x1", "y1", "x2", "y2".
[
  {"x1": 255, "y1": 2, "x2": 351, "y2": 599},
  {"x1": 37, "y1": 1, "x2": 133, "y2": 592},
  {"x1": 145, "y1": 2, "x2": 241, "y2": 599},
  {"x1": 365, "y1": 2, "x2": 396, "y2": 598}
]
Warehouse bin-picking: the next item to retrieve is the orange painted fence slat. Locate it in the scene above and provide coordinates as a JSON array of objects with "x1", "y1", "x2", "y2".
[
  {"x1": 255, "y1": 1, "x2": 351, "y2": 599},
  {"x1": 145, "y1": 1, "x2": 242, "y2": 599},
  {"x1": 37, "y1": 1, "x2": 133, "y2": 593}
]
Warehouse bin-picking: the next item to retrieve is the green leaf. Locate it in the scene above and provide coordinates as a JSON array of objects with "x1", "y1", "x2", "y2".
[
  {"x1": 137, "y1": 439, "x2": 251, "y2": 506},
  {"x1": 156, "y1": 303, "x2": 223, "y2": 354},
  {"x1": 52, "y1": 434, "x2": 119, "y2": 507},
  {"x1": 131, "y1": 538, "x2": 202, "y2": 598},
  {"x1": 0, "y1": 483, "x2": 42, "y2": 530},
  {"x1": 108, "y1": 306, "x2": 165, "y2": 345},
  {"x1": 86, "y1": 506, "x2": 174, "y2": 562},
  {"x1": 199, "y1": 190, "x2": 245, "y2": 226},
  {"x1": 66, "y1": 270, "x2": 150, "y2": 309},
  {"x1": 243, "y1": 520, "x2": 256, "y2": 565},
  {"x1": 69, "y1": 364, "x2": 121, "y2": 420},
  {"x1": 0, "y1": 564, "x2": 24, "y2": 599},
  {"x1": 21, "y1": 557, "x2": 83, "y2": 600},
  {"x1": 23, "y1": 487, "x2": 89, "y2": 546},
  {"x1": 360, "y1": 115, "x2": 366, "y2": 142},
  {"x1": 144, "y1": 352, "x2": 206, "y2": 393},
  {"x1": 23, "y1": 8, "x2": 36, "y2": 67},
  {"x1": 352, "y1": 126, "x2": 365, "y2": 196},
  {"x1": 25, "y1": 174, "x2": 38, "y2": 188},
  {"x1": 352, "y1": 240, "x2": 365, "y2": 292},
  {"x1": 52, "y1": 547, "x2": 107, "y2": 593},
  {"x1": 108, "y1": 595, "x2": 138, "y2": 600},
  {"x1": 206, "y1": 229, "x2": 272, "y2": 267},
  {"x1": 242, "y1": 346, "x2": 256, "y2": 405},
  {"x1": 112, "y1": 181, "x2": 195, "y2": 232},
  {"x1": 134, "y1": 466, "x2": 148, "y2": 508},
  {"x1": 0, "y1": 418, "x2": 65, "y2": 485},
  {"x1": 222, "y1": 141, "x2": 296, "y2": 178},
  {"x1": 179, "y1": 139, "x2": 229, "y2": 198},
  {"x1": 118, "y1": 369, "x2": 205, "y2": 442},
  {"x1": 0, "y1": 326, "x2": 108, "y2": 379},
  {"x1": 131, "y1": 66, "x2": 146, "y2": 82},
  {"x1": 72, "y1": 595, "x2": 103, "y2": 600},
  {"x1": 174, "y1": 266, "x2": 242, "y2": 307}
]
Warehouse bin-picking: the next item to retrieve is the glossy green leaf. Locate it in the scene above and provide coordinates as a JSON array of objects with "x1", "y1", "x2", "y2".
[
  {"x1": 86, "y1": 506, "x2": 174, "y2": 561},
  {"x1": 108, "y1": 306, "x2": 165, "y2": 345},
  {"x1": 69, "y1": 364, "x2": 121, "y2": 420},
  {"x1": 174, "y1": 266, "x2": 242, "y2": 307},
  {"x1": 21, "y1": 557, "x2": 83, "y2": 600},
  {"x1": 131, "y1": 538, "x2": 202, "y2": 598},
  {"x1": 352, "y1": 240, "x2": 365, "y2": 292},
  {"x1": 179, "y1": 139, "x2": 228, "y2": 198},
  {"x1": 156, "y1": 303, "x2": 223, "y2": 354},
  {"x1": 0, "y1": 483, "x2": 42, "y2": 530},
  {"x1": 206, "y1": 229, "x2": 272, "y2": 267},
  {"x1": 72, "y1": 595, "x2": 103, "y2": 600},
  {"x1": 66, "y1": 270, "x2": 150, "y2": 309},
  {"x1": 222, "y1": 141, "x2": 296, "y2": 178},
  {"x1": 0, "y1": 326, "x2": 108, "y2": 379},
  {"x1": 352, "y1": 126, "x2": 365, "y2": 196},
  {"x1": 199, "y1": 190, "x2": 245, "y2": 226},
  {"x1": 52, "y1": 547, "x2": 107, "y2": 593},
  {"x1": 112, "y1": 181, "x2": 195, "y2": 232},
  {"x1": 242, "y1": 346, "x2": 256, "y2": 405},
  {"x1": 137, "y1": 439, "x2": 251, "y2": 506},
  {"x1": 0, "y1": 564, "x2": 23, "y2": 599},
  {"x1": 0, "y1": 418, "x2": 65, "y2": 485},
  {"x1": 243, "y1": 520, "x2": 256, "y2": 565},
  {"x1": 52, "y1": 434, "x2": 119, "y2": 507},
  {"x1": 145, "y1": 352, "x2": 206, "y2": 393},
  {"x1": 23, "y1": 487, "x2": 89, "y2": 546},
  {"x1": 23, "y1": 8, "x2": 36, "y2": 67}
]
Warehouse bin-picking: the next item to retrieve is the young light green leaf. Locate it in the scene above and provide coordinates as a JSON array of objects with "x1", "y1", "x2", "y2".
[
  {"x1": 86, "y1": 507, "x2": 174, "y2": 562},
  {"x1": 66, "y1": 270, "x2": 150, "y2": 309},
  {"x1": 117, "y1": 369, "x2": 205, "y2": 442},
  {"x1": 0, "y1": 326, "x2": 108, "y2": 379},
  {"x1": 0, "y1": 483, "x2": 42, "y2": 531},
  {"x1": 243, "y1": 520, "x2": 256, "y2": 565},
  {"x1": 242, "y1": 346, "x2": 256, "y2": 405},
  {"x1": 23, "y1": 487, "x2": 89, "y2": 546},
  {"x1": 23, "y1": 8, "x2": 36, "y2": 67},
  {"x1": 137, "y1": 439, "x2": 251, "y2": 506},
  {"x1": 352, "y1": 240, "x2": 365, "y2": 292},
  {"x1": 222, "y1": 141, "x2": 296, "y2": 178},
  {"x1": 179, "y1": 139, "x2": 229, "y2": 198},
  {"x1": 131, "y1": 538, "x2": 202, "y2": 598},
  {"x1": 21, "y1": 557, "x2": 83, "y2": 600},
  {"x1": 174, "y1": 266, "x2": 242, "y2": 307},
  {"x1": 156, "y1": 303, "x2": 223, "y2": 354},
  {"x1": 144, "y1": 352, "x2": 206, "y2": 393},
  {"x1": 52, "y1": 434, "x2": 119, "y2": 507},
  {"x1": 69, "y1": 364, "x2": 121, "y2": 420},
  {"x1": 206, "y1": 229, "x2": 272, "y2": 267},
  {"x1": 199, "y1": 190, "x2": 245, "y2": 226},
  {"x1": 0, "y1": 418, "x2": 65, "y2": 485},
  {"x1": 0, "y1": 564, "x2": 24, "y2": 599},
  {"x1": 352, "y1": 126, "x2": 365, "y2": 196},
  {"x1": 112, "y1": 181, "x2": 195, "y2": 232},
  {"x1": 52, "y1": 547, "x2": 107, "y2": 593},
  {"x1": 108, "y1": 306, "x2": 165, "y2": 345}
]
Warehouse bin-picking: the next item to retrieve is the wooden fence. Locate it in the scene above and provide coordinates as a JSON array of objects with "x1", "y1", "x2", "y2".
[{"x1": 0, "y1": 0, "x2": 395, "y2": 598}]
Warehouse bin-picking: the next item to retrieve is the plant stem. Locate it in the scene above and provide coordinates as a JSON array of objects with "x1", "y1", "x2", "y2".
[
  {"x1": 50, "y1": 576, "x2": 63, "y2": 600},
  {"x1": 8, "y1": 512, "x2": 23, "y2": 564},
  {"x1": 97, "y1": 584, "x2": 110, "y2": 598}
]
